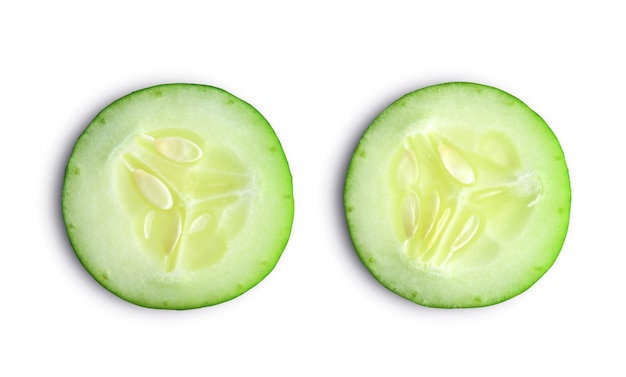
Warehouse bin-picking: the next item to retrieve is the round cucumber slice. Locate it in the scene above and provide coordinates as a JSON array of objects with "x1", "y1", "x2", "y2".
[
  {"x1": 62, "y1": 83, "x2": 294, "y2": 309},
  {"x1": 344, "y1": 82, "x2": 570, "y2": 308}
]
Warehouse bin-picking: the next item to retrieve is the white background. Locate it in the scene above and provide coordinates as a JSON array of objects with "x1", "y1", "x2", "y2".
[{"x1": 2, "y1": 1, "x2": 624, "y2": 375}]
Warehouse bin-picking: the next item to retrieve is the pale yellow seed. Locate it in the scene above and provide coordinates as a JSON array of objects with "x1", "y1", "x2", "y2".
[
  {"x1": 450, "y1": 215, "x2": 481, "y2": 253},
  {"x1": 401, "y1": 191, "x2": 419, "y2": 239},
  {"x1": 421, "y1": 191, "x2": 440, "y2": 239},
  {"x1": 438, "y1": 143, "x2": 475, "y2": 185},
  {"x1": 396, "y1": 147, "x2": 419, "y2": 188},
  {"x1": 144, "y1": 210, "x2": 156, "y2": 239},
  {"x1": 133, "y1": 169, "x2": 173, "y2": 210},
  {"x1": 154, "y1": 136, "x2": 203, "y2": 163},
  {"x1": 189, "y1": 214, "x2": 212, "y2": 233}
]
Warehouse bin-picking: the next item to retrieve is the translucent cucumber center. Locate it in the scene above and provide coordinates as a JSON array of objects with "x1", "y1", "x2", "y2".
[
  {"x1": 115, "y1": 128, "x2": 252, "y2": 272},
  {"x1": 389, "y1": 131, "x2": 542, "y2": 271}
]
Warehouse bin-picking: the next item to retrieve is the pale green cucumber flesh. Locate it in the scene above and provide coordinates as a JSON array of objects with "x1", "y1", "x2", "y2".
[
  {"x1": 344, "y1": 82, "x2": 570, "y2": 308},
  {"x1": 63, "y1": 84, "x2": 294, "y2": 309}
]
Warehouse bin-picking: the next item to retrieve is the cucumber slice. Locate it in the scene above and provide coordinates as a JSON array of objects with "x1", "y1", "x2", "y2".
[
  {"x1": 344, "y1": 82, "x2": 570, "y2": 308},
  {"x1": 62, "y1": 84, "x2": 294, "y2": 309}
]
